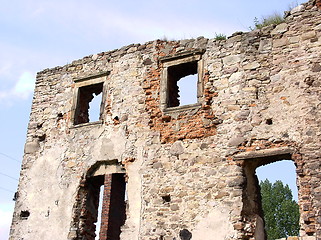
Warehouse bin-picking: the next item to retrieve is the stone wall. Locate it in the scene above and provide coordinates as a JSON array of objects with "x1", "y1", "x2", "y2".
[{"x1": 10, "y1": 0, "x2": 321, "y2": 239}]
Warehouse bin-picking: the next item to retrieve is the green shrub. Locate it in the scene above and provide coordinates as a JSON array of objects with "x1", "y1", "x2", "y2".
[
  {"x1": 251, "y1": 13, "x2": 284, "y2": 30},
  {"x1": 214, "y1": 33, "x2": 226, "y2": 41}
]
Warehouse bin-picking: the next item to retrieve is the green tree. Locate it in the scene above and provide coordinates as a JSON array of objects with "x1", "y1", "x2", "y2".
[{"x1": 260, "y1": 179, "x2": 299, "y2": 240}]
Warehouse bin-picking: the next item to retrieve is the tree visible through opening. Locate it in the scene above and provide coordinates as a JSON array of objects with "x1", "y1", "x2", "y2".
[{"x1": 256, "y1": 160, "x2": 299, "y2": 239}]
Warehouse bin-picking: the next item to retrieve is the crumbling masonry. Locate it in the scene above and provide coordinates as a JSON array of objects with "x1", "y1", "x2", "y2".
[{"x1": 10, "y1": 1, "x2": 321, "y2": 239}]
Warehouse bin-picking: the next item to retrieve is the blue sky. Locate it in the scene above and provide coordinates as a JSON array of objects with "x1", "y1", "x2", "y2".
[{"x1": 0, "y1": 0, "x2": 306, "y2": 238}]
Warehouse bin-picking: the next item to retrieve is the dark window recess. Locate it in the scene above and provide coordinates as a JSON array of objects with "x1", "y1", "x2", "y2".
[
  {"x1": 179, "y1": 229, "x2": 192, "y2": 240},
  {"x1": 20, "y1": 210, "x2": 30, "y2": 220},
  {"x1": 167, "y1": 61, "x2": 198, "y2": 107},
  {"x1": 266, "y1": 118, "x2": 273, "y2": 125},
  {"x1": 74, "y1": 82, "x2": 103, "y2": 125},
  {"x1": 161, "y1": 195, "x2": 171, "y2": 203}
]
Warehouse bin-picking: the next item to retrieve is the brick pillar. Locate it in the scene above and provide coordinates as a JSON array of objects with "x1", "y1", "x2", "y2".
[{"x1": 99, "y1": 174, "x2": 126, "y2": 240}]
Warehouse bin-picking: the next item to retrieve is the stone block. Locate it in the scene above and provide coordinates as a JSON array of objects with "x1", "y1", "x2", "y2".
[
  {"x1": 312, "y1": 63, "x2": 321, "y2": 72},
  {"x1": 289, "y1": 36, "x2": 300, "y2": 44},
  {"x1": 170, "y1": 204, "x2": 179, "y2": 211},
  {"x1": 223, "y1": 55, "x2": 242, "y2": 66},
  {"x1": 271, "y1": 23, "x2": 288, "y2": 35},
  {"x1": 273, "y1": 37, "x2": 289, "y2": 48},
  {"x1": 242, "y1": 87, "x2": 257, "y2": 93},
  {"x1": 170, "y1": 141, "x2": 184, "y2": 156},
  {"x1": 258, "y1": 39, "x2": 272, "y2": 52},
  {"x1": 228, "y1": 137, "x2": 245, "y2": 147},
  {"x1": 301, "y1": 31, "x2": 317, "y2": 41},
  {"x1": 214, "y1": 78, "x2": 229, "y2": 90},
  {"x1": 229, "y1": 72, "x2": 244, "y2": 83},
  {"x1": 24, "y1": 141, "x2": 40, "y2": 154},
  {"x1": 234, "y1": 110, "x2": 250, "y2": 121}
]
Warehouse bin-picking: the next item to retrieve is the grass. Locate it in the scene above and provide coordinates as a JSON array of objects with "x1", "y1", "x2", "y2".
[
  {"x1": 249, "y1": 1, "x2": 301, "y2": 30},
  {"x1": 250, "y1": 13, "x2": 285, "y2": 30},
  {"x1": 214, "y1": 33, "x2": 227, "y2": 40}
]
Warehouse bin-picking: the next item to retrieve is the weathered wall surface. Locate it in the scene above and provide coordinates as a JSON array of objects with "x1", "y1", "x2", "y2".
[{"x1": 10, "y1": 1, "x2": 321, "y2": 239}]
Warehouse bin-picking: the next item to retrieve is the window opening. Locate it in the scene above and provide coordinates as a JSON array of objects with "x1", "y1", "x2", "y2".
[
  {"x1": 167, "y1": 61, "x2": 198, "y2": 107},
  {"x1": 74, "y1": 82, "x2": 103, "y2": 125}
]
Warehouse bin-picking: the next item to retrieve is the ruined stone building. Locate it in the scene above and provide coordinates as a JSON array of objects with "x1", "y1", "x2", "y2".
[{"x1": 9, "y1": 1, "x2": 321, "y2": 239}]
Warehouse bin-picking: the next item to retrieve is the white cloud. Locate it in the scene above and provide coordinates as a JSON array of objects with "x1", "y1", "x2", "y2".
[
  {"x1": 13, "y1": 72, "x2": 35, "y2": 99},
  {"x1": 0, "y1": 71, "x2": 35, "y2": 105}
]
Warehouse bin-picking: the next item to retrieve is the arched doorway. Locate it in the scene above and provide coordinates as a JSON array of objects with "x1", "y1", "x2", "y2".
[{"x1": 68, "y1": 161, "x2": 127, "y2": 240}]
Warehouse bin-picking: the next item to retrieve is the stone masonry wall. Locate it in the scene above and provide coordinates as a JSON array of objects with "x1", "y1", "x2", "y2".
[{"x1": 10, "y1": 1, "x2": 321, "y2": 239}]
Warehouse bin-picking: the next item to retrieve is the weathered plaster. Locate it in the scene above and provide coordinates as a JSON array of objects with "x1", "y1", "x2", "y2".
[{"x1": 10, "y1": 1, "x2": 321, "y2": 239}]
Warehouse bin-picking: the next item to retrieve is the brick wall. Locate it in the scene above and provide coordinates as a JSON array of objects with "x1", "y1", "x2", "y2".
[{"x1": 99, "y1": 174, "x2": 126, "y2": 240}]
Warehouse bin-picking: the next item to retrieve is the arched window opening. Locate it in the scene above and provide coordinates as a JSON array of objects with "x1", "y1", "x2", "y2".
[{"x1": 70, "y1": 168, "x2": 126, "y2": 240}]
